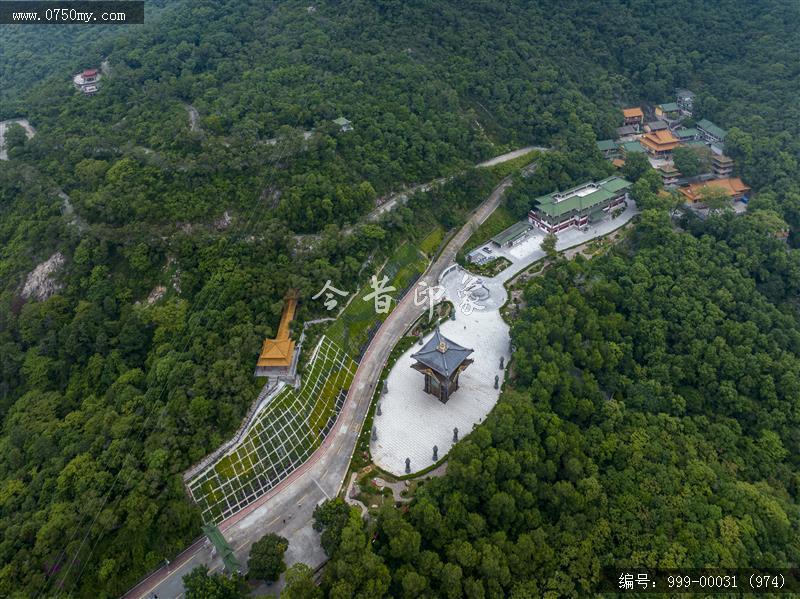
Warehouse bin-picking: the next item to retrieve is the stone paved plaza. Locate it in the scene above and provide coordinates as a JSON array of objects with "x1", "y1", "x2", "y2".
[{"x1": 371, "y1": 295, "x2": 510, "y2": 475}]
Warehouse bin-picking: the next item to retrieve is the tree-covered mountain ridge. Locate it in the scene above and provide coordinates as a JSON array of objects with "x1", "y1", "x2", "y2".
[{"x1": 1, "y1": 0, "x2": 800, "y2": 596}]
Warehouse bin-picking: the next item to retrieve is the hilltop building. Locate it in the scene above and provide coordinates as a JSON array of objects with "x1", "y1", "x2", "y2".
[
  {"x1": 676, "y1": 89, "x2": 695, "y2": 114},
  {"x1": 712, "y1": 154, "x2": 734, "y2": 177},
  {"x1": 255, "y1": 289, "x2": 299, "y2": 377},
  {"x1": 73, "y1": 68, "x2": 101, "y2": 95},
  {"x1": 528, "y1": 176, "x2": 632, "y2": 234},
  {"x1": 655, "y1": 102, "x2": 681, "y2": 120},
  {"x1": 644, "y1": 120, "x2": 668, "y2": 132},
  {"x1": 657, "y1": 164, "x2": 681, "y2": 187},
  {"x1": 616, "y1": 124, "x2": 639, "y2": 138},
  {"x1": 411, "y1": 328, "x2": 474, "y2": 403},
  {"x1": 333, "y1": 116, "x2": 353, "y2": 132},
  {"x1": 596, "y1": 139, "x2": 619, "y2": 158},
  {"x1": 620, "y1": 140, "x2": 646, "y2": 156},
  {"x1": 622, "y1": 107, "x2": 644, "y2": 129},
  {"x1": 675, "y1": 127, "x2": 700, "y2": 142}
]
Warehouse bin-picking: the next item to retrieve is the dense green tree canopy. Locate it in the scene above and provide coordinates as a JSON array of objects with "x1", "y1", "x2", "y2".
[
  {"x1": 247, "y1": 533, "x2": 289, "y2": 582},
  {"x1": 1, "y1": 0, "x2": 800, "y2": 596},
  {"x1": 183, "y1": 566, "x2": 249, "y2": 599},
  {"x1": 318, "y1": 210, "x2": 800, "y2": 597}
]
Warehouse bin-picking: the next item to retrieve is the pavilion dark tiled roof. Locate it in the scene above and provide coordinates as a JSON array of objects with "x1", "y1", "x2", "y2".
[{"x1": 411, "y1": 328, "x2": 474, "y2": 377}]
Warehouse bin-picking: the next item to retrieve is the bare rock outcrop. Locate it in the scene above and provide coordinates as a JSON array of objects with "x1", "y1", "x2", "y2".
[{"x1": 21, "y1": 252, "x2": 65, "y2": 301}]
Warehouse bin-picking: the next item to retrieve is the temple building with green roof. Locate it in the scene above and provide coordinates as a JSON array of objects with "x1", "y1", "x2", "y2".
[
  {"x1": 528, "y1": 176, "x2": 632, "y2": 234},
  {"x1": 697, "y1": 118, "x2": 727, "y2": 145}
]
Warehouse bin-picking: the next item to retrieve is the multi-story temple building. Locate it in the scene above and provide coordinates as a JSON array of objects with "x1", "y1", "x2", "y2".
[
  {"x1": 73, "y1": 68, "x2": 101, "y2": 95},
  {"x1": 528, "y1": 176, "x2": 632, "y2": 234},
  {"x1": 640, "y1": 128, "x2": 680, "y2": 157}
]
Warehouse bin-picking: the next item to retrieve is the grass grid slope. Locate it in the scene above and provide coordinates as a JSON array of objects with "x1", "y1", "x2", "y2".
[
  {"x1": 188, "y1": 240, "x2": 427, "y2": 523},
  {"x1": 187, "y1": 335, "x2": 356, "y2": 524}
]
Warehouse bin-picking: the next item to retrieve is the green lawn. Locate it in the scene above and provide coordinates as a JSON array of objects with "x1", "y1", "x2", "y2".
[
  {"x1": 463, "y1": 205, "x2": 518, "y2": 253},
  {"x1": 419, "y1": 226, "x2": 445, "y2": 256},
  {"x1": 327, "y1": 241, "x2": 427, "y2": 358}
]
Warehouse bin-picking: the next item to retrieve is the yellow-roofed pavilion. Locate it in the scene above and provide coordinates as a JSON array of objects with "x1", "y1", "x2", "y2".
[{"x1": 256, "y1": 289, "x2": 298, "y2": 371}]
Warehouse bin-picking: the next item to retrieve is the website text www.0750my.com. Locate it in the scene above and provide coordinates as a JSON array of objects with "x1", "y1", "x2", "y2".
[
  {"x1": 0, "y1": 1, "x2": 145, "y2": 24},
  {"x1": 11, "y1": 8, "x2": 125, "y2": 22}
]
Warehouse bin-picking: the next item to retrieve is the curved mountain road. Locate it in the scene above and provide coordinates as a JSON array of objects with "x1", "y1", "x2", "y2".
[{"x1": 123, "y1": 168, "x2": 526, "y2": 599}]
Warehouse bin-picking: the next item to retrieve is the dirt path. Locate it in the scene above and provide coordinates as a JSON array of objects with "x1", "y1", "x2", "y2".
[
  {"x1": 0, "y1": 118, "x2": 36, "y2": 160},
  {"x1": 58, "y1": 190, "x2": 88, "y2": 232}
]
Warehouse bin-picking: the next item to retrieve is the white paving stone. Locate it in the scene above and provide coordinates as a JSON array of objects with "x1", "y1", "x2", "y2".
[{"x1": 371, "y1": 309, "x2": 510, "y2": 475}]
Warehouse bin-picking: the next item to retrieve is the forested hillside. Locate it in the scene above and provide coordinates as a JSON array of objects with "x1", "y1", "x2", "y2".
[
  {"x1": 314, "y1": 210, "x2": 800, "y2": 597},
  {"x1": 1, "y1": 0, "x2": 800, "y2": 596}
]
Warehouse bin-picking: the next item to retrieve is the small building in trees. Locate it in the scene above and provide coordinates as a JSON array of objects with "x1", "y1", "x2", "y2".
[
  {"x1": 676, "y1": 89, "x2": 695, "y2": 114},
  {"x1": 657, "y1": 164, "x2": 681, "y2": 187},
  {"x1": 640, "y1": 129, "x2": 680, "y2": 157},
  {"x1": 333, "y1": 117, "x2": 353, "y2": 132},
  {"x1": 596, "y1": 139, "x2": 619, "y2": 158},
  {"x1": 712, "y1": 154, "x2": 734, "y2": 177},
  {"x1": 411, "y1": 328, "x2": 474, "y2": 403},
  {"x1": 73, "y1": 68, "x2": 101, "y2": 95},
  {"x1": 528, "y1": 176, "x2": 632, "y2": 234},
  {"x1": 644, "y1": 120, "x2": 668, "y2": 132},
  {"x1": 655, "y1": 102, "x2": 681, "y2": 120},
  {"x1": 622, "y1": 107, "x2": 644, "y2": 129},
  {"x1": 616, "y1": 124, "x2": 640, "y2": 138},
  {"x1": 678, "y1": 177, "x2": 750, "y2": 204},
  {"x1": 620, "y1": 140, "x2": 646, "y2": 156},
  {"x1": 675, "y1": 127, "x2": 700, "y2": 142}
]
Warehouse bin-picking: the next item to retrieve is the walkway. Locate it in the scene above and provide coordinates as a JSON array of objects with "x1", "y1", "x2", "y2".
[{"x1": 366, "y1": 145, "x2": 547, "y2": 222}]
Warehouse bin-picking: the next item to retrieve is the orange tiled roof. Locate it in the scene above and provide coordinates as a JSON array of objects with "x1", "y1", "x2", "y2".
[
  {"x1": 678, "y1": 178, "x2": 751, "y2": 203},
  {"x1": 612, "y1": 158, "x2": 626, "y2": 168},
  {"x1": 640, "y1": 129, "x2": 679, "y2": 152},
  {"x1": 256, "y1": 289, "x2": 299, "y2": 369},
  {"x1": 622, "y1": 107, "x2": 644, "y2": 118}
]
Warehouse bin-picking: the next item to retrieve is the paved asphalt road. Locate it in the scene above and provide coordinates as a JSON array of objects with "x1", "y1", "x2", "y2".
[{"x1": 124, "y1": 171, "x2": 522, "y2": 599}]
